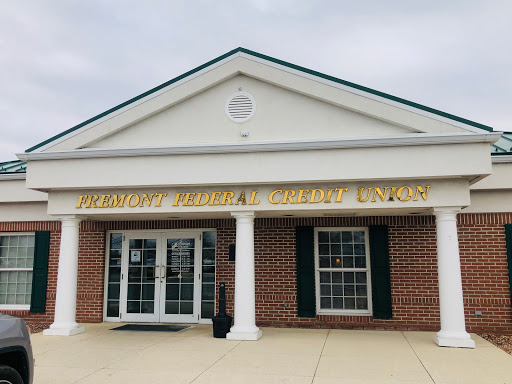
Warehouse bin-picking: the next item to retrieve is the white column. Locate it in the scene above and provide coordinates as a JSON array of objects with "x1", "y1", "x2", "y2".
[
  {"x1": 44, "y1": 216, "x2": 85, "y2": 336},
  {"x1": 227, "y1": 211, "x2": 262, "y2": 341},
  {"x1": 433, "y1": 207, "x2": 474, "y2": 348}
]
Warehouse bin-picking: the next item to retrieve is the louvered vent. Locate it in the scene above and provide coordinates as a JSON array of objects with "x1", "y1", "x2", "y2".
[{"x1": 225, "y1": 92, "x2": 255, "y2": 123}]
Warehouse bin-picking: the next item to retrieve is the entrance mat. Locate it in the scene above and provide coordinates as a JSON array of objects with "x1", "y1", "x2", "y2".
[{"x1": 110, "y1": 324, "x2": 190, "y2": 332}]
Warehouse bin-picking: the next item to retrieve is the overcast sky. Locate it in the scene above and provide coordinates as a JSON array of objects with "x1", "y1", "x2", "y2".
[{"x1": 1, "y1": 0, "x2": 511, "y2": 162}]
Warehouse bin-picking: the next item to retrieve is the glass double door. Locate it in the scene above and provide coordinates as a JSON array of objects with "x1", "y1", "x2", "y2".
[{"x1": 120, "y1": 232, "x2": 200, "y2": 323}]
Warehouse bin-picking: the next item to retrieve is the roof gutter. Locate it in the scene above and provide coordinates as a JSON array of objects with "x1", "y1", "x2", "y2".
[
  {"x1": 0, "y1": 174, "x2": 26, "y2": 180},
  {"x1": 17, "y1": 132, "x2": 502, "y2": 161},
  {"x1": 492, "y1": 154, "x2": 512, "y2": 163}
]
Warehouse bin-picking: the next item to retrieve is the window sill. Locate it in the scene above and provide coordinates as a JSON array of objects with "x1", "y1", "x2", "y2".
[
  {"x1": 0, "y1": 305, "x2": 30, "y2": 311},
  {"x1": 317, "y1": 310, "x2": 372, "y2": 317}
]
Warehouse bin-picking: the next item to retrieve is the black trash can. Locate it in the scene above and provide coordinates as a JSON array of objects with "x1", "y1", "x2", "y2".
[
  {"x1": 212, "y1": 281, "x2": 232, "y2": 338},
  {"x1": 212, "y1": 315, "x2": 232, "y2": 338}
]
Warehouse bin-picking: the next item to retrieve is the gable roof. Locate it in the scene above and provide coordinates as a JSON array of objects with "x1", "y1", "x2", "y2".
[{"x1": 25, "y1": 47, "x2": 493, "y2": 153}]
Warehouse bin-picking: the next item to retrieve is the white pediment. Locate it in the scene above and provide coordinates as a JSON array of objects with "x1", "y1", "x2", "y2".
[
  {"x1": 31, "y1": 51, "x2": 491, "y2": 153},
  {"x1": 86, "y1": 75, "x2": 417, "y2": 149}
]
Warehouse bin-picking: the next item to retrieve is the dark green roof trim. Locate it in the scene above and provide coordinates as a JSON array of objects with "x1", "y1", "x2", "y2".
[
  {"x1": 0, "y1": 159, "x2": 25, "y2": 166},
  {"x1": 25, "y1": 47, "x2": 242, "y2": 153},
  {"x1": 25, "y1": 47, "x2": 492, "y2": 153},
  {"x1": 491, "y1": 152, "x2": 512, "y2": 156},
  {"x1": 238, "y1": 48, "x2": 493, "y2": 132}
]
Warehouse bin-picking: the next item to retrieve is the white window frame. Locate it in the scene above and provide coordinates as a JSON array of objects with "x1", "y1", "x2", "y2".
[
  {"x1": 0, "y1": 232, "x2": 35, "y2": 310},
  {"x1": 103, "y1": 231, "x2": 123, "y2": 322},
  {"x1": 314, "y1": 227, "x2": 373, "y2": 316}
]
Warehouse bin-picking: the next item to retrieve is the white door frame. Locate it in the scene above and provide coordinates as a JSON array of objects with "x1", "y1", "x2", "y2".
[
  {"x1": 120, "y1": 232, "x2": 162, "y2": 322},
  {"x1": 159, "y1": 232, "x2": 201, "y2": 323},
  {"x1": 105, "y1": 229, "x2": 214, "y2": 324}
]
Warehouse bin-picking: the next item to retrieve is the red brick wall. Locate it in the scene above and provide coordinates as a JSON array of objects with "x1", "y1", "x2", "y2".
[
  {"x1": 217, "y1": 215, "x2": 512, "y2": 333},
  {"x1": 458, "y1": 214, "x2": 512, "y2": 333},
  {"x1": 0, "y1": 221, "x2": 106, "y2": 325},
  {"x1": 76, "y1": 221, "x2": 105, "y2": 322},
  {"x1": 1, "y1": 214, "x2": 511, "y2": 333}
]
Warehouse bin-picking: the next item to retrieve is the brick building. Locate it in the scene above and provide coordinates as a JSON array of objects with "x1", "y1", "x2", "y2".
[{"x1": 1, "y1": 48, "x2": 511, "y2": 348}]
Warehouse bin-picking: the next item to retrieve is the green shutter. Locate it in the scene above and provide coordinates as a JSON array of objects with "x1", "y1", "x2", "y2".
[
  {"x1": 296, "y1": 226, "x2": 316, "y2": 317},
  {"x1": 505, "y1": 224, "x2": 512, "y2": 308},
  {"x1": 369, "y1": 225, "x2": 392, "y2": 319},
  {"x1": 30, "y1": 231, "x2": 50, "y2": 313}
]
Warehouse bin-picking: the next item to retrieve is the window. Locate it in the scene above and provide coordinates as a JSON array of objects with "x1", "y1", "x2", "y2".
[
  {"x1": 106, "y1": 233, "x2": 122, "y2": 318},
  {"x1": 315, "y1": 228, "x2": 372, "y2": 315},
  {"x1": 0, "y1": 233, "x2": 35, "y2": 308},
  {"x1": 201, "y1": 231, "x2": 216, "y2": 319}
]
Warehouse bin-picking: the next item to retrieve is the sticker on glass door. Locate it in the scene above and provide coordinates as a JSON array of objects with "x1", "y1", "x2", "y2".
[
  {"x1": 119, "y1": 232, "x2": 200, "y2": 323},
  {"x1": 120, "y1": 235, "x2": 161, "y2": 322},
  {"x1": 126, "y1": 238, "x2": 159, "y2": 319},
  {"x1": 162, "y1": 237, "x2": 199, "y2": 322}
]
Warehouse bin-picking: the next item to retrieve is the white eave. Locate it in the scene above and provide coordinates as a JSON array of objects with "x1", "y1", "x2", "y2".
[
  {"x1": 0, "y1": 174, "x2": 26, "y2": 180},
  {"x1": 492, "y1": 155, "x2": 512, "y2": 163},
  {"x1": 17, "y1": 132, "x2": 501, "y2": 161}
]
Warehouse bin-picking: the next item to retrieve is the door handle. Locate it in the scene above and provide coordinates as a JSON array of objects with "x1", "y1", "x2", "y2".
[
  {"x1": 152, "y1": 266, "x2": 157, "y2": 278},
  {"x1": 161, "y1": 266, "x2": 166, "y2": 279}
]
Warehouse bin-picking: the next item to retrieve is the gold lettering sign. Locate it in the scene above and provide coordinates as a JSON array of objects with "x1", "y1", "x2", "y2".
[{"x1": 75, "y1": 186, "x2": 431, "y2": 209}]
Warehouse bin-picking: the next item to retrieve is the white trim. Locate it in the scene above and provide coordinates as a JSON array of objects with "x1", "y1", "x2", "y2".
[
  {"x1": 0, "y1": 232, "x2": 35, "y2": 311},
  {"x1": 0, "y1": 268, "x2": 32, "y2": 272},
  {"x1": 103, "y1": 232, "x2": 110, "y2": 321},
  {"x1": 239, "y1": 52, "x2": 492, "y2": 134},
  {"x1": 0, "y1": 305, "x2": 30, "y2": 310},
  {"x1": 103, "y1": 231, "x2": 121, "y2": 322},
  {"x1": 0, "y1": 232, "x2": 34, "y2": 236},
  {"x1": 17, "y1": 132, "x2": 501, "y2": 162},
  {"x1": 0, "y1": 174, "x2": 26, "y2": 180},
  {"x1": 491, "y1": 155, "x2": 512, "y2": 163},
  {"x1": 200, "y1": 230, "x2": 217, "y2": 323},
  {"x1": 314, "y1": 227, "x2": 373, "y2": 316},
  {"x1": 30, "y1": 53, "x2": 243, "y2": 153}
]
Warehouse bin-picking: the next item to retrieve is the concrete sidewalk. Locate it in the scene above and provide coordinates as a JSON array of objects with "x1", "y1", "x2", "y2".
[{"x1": 31, "y1": 323, "x2": 512, "y2": 384}]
